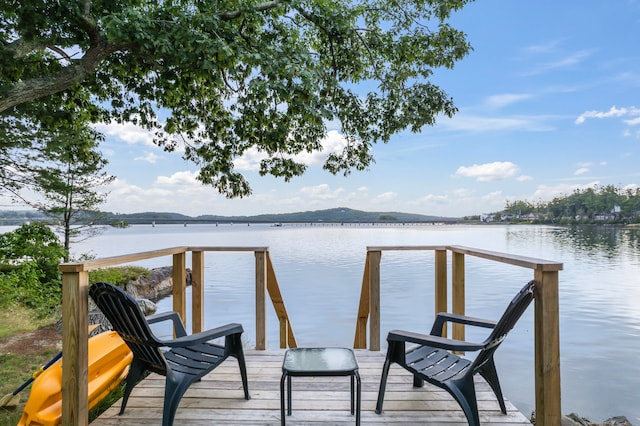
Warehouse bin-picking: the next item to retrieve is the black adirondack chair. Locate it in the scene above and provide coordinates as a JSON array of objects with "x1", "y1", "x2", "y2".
[
  {"x1": 375, "y1": 280, "x2": 535, "y2": 426},
  {"x1": 89, "y1": 281, "x2": 250, "y2": 426}
]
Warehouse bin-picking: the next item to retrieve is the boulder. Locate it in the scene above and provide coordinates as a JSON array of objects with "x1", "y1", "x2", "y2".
[
  {"x1": 123, "y1": 266, "x2": 192, "y2": 302},
  {"x1": 559, "y1": 413, "x2": 634, "y2": 426}
]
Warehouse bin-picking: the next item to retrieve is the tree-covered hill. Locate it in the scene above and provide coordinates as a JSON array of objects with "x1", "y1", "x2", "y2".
[
  {"x1": 1, "y1": 207, "x2": 458, "y2": 225},
  {"x1": 496, "y1": 185, "x2": 640, "y2": 224},
  {"x1": 196, "y1": 207, "x2": 455, "y2": 223}
]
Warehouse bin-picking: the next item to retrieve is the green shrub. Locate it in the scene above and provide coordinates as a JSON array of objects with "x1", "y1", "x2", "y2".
[
  {"x1": 0, "y1": 224, "x2": 65, "y2": 318},
  {"x1": 89, "y1": 266, "x2": 150, "y2": 286}
]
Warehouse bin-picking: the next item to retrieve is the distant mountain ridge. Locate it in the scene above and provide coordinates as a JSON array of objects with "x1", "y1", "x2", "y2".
[
  {"x1": 0, "y1": 207, "x2": 459, "y2": 225},
  {"x1": 111, "y1": 207, "x2": 458, "y2": 224}
]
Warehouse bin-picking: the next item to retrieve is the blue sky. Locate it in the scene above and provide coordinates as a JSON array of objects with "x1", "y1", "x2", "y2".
[{"x1": 48, "y1": 1, "x2": 640, "y2": 217}]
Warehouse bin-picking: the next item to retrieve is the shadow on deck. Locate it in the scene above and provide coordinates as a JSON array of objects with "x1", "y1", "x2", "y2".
[{"x1": 93, "y1": 350, "x2": 532, "y2": 425}]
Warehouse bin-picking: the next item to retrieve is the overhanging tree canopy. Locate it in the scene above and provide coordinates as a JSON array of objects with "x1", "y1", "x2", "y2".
[{"x1": 1, "y1": 0, "x2": 473, "y2": 197}]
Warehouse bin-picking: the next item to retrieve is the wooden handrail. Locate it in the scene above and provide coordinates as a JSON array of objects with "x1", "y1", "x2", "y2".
[
  {"x1": 60, "y1": 246, "x2": 294, "y2": 426},
  {"x1": 354, "y1": 245, "x2": 563, "y2": 425},
  {"x1": 266, "y1": 252, "x2": 297, "y2": 348}
]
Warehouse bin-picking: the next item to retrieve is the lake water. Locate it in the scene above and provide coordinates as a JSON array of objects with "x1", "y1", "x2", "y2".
[{"x1": 9, "y1": 223, "x2": 640, "y2": 423}]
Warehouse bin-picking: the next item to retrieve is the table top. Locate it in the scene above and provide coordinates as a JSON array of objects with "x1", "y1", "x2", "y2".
[{"x1": 282, "y1": 347, "x2": 359, "y2": 376}]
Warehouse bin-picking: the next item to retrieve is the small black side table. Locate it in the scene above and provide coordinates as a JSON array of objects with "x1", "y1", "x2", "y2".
[{"x1": 280, "y1": 347, "x2": 361, "y2": 426}]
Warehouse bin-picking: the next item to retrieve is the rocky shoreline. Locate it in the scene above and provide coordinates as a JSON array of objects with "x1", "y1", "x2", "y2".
[
  {"x1": 121, "y1": 266, "x2": 192, "y2": 303},
  {"x1": 560, "y1": 413, "x2": 633, "y2": 426}
]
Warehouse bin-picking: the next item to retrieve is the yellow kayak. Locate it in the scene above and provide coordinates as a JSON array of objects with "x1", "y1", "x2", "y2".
[{"x1": 18, "y1": 330, "x2": 133, "y2": 426}]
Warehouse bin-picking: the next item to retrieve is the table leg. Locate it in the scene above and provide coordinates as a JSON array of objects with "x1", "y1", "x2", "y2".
[
  {"x1": 287, "y1": 375, "x2": 292, "y2": 415},
  {"x1": 355, "y1": 371, "x2": 361, "y2": 426},
  {"x1": 280, "y1": 372, "x2": 286, "y2": 426},
  {"x1": 350, "y1": 375, "x2": 355, "y2": 414}
]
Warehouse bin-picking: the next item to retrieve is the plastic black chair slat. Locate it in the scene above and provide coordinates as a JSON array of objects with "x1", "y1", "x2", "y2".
[
  {"x1": 164, "y1": 351, "x2": 217, "y2": 371},
  {"x1": 186, "y1": 342, "x2": 226, "y2": 357},
  {"x1": 171, "y1": 345, "x2": 225, "y2": 363},
  {"x1": 427, "y1": 357, "x2": 471, "y2": 382}
]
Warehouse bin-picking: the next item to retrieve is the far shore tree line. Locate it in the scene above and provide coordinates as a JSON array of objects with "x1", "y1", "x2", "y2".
[{"x1": 478, "y1": 185, "x2": 640, "y2": 224}]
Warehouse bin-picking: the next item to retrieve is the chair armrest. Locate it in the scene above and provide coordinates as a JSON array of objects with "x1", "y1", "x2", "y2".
[
  {"x1": 429, "y1": 312, "x2": 497, "y2": 336},
  {"x1": 146, "y1": 311, "x2": 188, "y2": 338},
  {"x1": 388, "y1": 329, "x2": 484, "y2": 352},
  {"x1": 162, "y1": 322, "x2": 244, "y2": 347}
]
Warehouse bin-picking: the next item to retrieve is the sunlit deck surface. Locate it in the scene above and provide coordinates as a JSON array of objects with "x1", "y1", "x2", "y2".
[{"x1": 93, "y1": 350, "x2": 532, "y2": 425}]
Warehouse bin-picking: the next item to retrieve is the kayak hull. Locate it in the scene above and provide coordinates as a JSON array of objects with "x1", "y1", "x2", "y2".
[{"x1": 18, "y1": 330, "x2": 133, "y2": 426}]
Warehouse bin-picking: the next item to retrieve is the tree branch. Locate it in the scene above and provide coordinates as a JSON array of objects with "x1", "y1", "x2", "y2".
[
  {"x1": 76, "y1": 0, "x2": 101, "y2": 43},
  {"x1": 0, "y1": 41, "x2": 122, "y2": 112},
  {"x1": 4, "y1": 38, "x2": 50, "y2": 58},
  {"x1": 217, "y1": 0, "x2": 284, "y2": 20},
  {"x1": 47, "y1": 45, "x2": 72, "y2": 62}
]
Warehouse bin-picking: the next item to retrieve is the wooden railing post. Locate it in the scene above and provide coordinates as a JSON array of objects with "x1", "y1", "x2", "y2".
[
  {"x1": 191, "y1": 251, "x2": 204, "y2": 334},
  {"x1": 451, "y1": 251, "x2": 465, "y2": 342},
  {"x1": 534, "y1": 269, "x2": 562, "y2": 425},
  {"x1": 353, "y1": 253, "x2": 371, "y2": 349},
  {"x1": 255, "y1": 250, "x2": 267, "y2": 350},
  {"x1": 368, "y1": 250, "x2": 382, "y2": 351},
  {"x1": 434, "y1": 249, "x2": 448, "y2": 337},
  {"x1": 172, "y1": 252, "x2": 187, "y2": 324},
  {"x1": 61, "y1": 269, "x2": 89, "y2": 426}
]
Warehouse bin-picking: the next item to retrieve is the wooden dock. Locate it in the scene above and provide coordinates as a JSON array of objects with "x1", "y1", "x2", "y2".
[{"x1": 93, "y1": 350, "x2": 532, "y2": 425}]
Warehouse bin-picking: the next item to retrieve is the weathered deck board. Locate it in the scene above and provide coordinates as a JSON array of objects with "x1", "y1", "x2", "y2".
[{"x1": 93, "y1": 350, "x2": 532, "y2": 425}]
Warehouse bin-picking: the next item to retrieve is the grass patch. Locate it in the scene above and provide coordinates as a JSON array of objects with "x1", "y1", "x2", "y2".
[
  {"x1": 89, "y1": 266, "x2": 150, "y2": 286},
  {"x1": 0, "y1": 306, "x2": 53, "y2": 340},
  {"x1": 88, "y1": 382, "x2": 126, "y2": 423},
  {"x1": 0, "y1": 350, "x2": 58, "y2": 425}
]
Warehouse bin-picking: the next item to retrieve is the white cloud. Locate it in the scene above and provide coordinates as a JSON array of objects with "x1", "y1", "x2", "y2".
[
  {"x1": 440, "y1": 114, "x2": 555, "y2": 132},
  {"x1": 523, "y1": 49, "x2": 594, "y2": 76},
  {"x1": 485, "y1": 93, "x2": 534, "y2": 109},
  {"x1": 455, "y1": 161, "x2": 519, "y2": 182},
  {"x1": 410, "y1": 194, "x2": 450, "y2": 205},
  {"x1": 481, "y1": 191, "x2": 506, "y2": 203},
  {"x1": 94, "y1": 120, "x2": 156, "y2": 147},
  {"x1": 574, "y1": 161, "x2": 606, "y2": 175},
  {"x1": 103, "y1": 178, "x2": 173, "y2": 212},
  {"x1": 233, "y1": 147, "x2": 268, "y2": 171},
  {"x1": 374, "y1": 192, "x2": 397, "y2": 203},
  {"x1": 523, "y1": 40, "x2": 560, "y2": 54},
  {"x1": 101, "y1": 172, "x2": 233, "y2": 214},
  {"x1": 517, "y1": 175, "x2": 533, "y2": 182},
  {"x1": 294, "y1": 130, "x2": 349, "y2": 165},
  {"x1": 531, "y1": 181, "x2": 600, "y2": 201},
  {"x1": 452, "y1": 188, "x2": 474, "y2": 197},
  {"x1": 575, "y1": 105, "x2": 640, "y2": 125},
  {"x1": 297, "y1": 184, "x2": 344, "y2": 200},
  {"x1": 135, "y1": 152, "x2": 160, "y2": 164},
  {"x1": 233, "y1": 130, "x2": 349, "y2": 171},
  {"x1": 155, "y1": 170, "x2": 200, "y2": 186}
]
